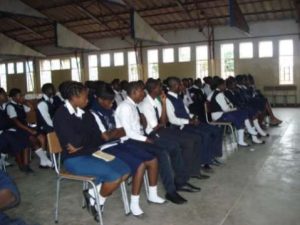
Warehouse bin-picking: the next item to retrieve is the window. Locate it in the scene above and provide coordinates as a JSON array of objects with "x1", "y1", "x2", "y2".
[
  {"x1": 71, "y1": 57, "x2": 81, "y2": 81},
  {"x1": 100, "y1": 53, "x2": 110, "y2": 67},
  {"x1": 40, "y1": 60, "x2": 51, "y2": 86},
  {"x1": 128, "y1": 51, "x2": 139, "y2": 81},
  {"x1": 25, "y1": 61, "x2": 34, "y2": 92},
  {"x1": 61, "y1": 58, "x2": 71, "y2": 69},
  {"x1": 163, "y1": 48, "x2": 174, "y2": 63},
  {"x1": 7, "y1": 63, "x2": 14, "y2": 74},
  {"x1": 147, "y1": 49, "x2": 159, "y2": 79},
  {"x1": 221, "y1": 43, "x2": 234, "y2": 79},
  {"x1": 196, "y1": 45, "x2": 209, "y2": 79},
  {"x1": 0, "y1": 64, "x2": 7, "y2": 91},
  {"x1": 88, "y1": 55, "x2": 98, "y2": 81},
  {"x1": 279, "y1": 39, "x2": 294, "y2": 85},
  {"x1": 16, "y1": 62, "x2": 24, "y2": 74},
  {"x1": 178, "y1": 47, "x2": 191, "y2": 62},
  {"x1": 239, "y1": 42, "x2": 253, "y2": 59},
  {"x1": 259, "y1": 41, "x2": 273, "y2": 58},
  {"x1": 51, "y1": 59, "x2": 61, "y2": 70},
  {"x1": 114, "y1": 52, "x2": 124, "y2": 66}
]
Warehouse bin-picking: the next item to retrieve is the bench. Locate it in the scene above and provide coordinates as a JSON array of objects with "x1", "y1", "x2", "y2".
[{"x1": 263, "y1": 85, "x2": 297, "y2": 106}]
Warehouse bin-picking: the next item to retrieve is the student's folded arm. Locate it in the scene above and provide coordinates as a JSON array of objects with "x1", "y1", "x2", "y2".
[
  {"x1": 37, "y1": 102, "x2": 53, "y2": 127},
  {"x1": 165, "y1": 99, "x2": 189, "y2": 126}
]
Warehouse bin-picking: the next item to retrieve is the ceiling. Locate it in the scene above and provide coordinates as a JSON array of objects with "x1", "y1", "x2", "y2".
[{"x1": 0, "y1": 0, "x2": 297, "y2": 49}]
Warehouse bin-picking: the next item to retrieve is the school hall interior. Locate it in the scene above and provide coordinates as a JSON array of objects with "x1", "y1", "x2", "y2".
[{"x1": 0, "y1": 0, "x2": 300, "y2": 225}]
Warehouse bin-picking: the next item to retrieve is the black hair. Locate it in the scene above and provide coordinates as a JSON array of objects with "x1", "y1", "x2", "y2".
[
  {"x1": 9, "y1": 88, "x2": 21, "y2": 98},
  {"x1": 111, "y1": 79, "x2": 120, "y2": 86},
  {"x1": 0, "y1": 88, "x2": 6, "y2": 95},
  {"x1": 167, "y1": 77, "x2": 180, "y2": 88},
  {"x1": 203, "y1": 76, "x2": 213, "y2": 85},
  {"x1": 61, "y1": 81, "x2": 86, "y2": 100},
  {"x1": 58, "y1": 81, "x2": 72, "y2": 94},
  {"x1": 41, "y1": 83, "x2": 55, "y2": 94},
  {"x1": 226, "y1": 76, "x2": 236, "y2": 87},
  {"x1": 95, "y1": 82, "x2": 115, "y2": 100},
  {"x1": 120, "y1": 80, "x2": 129, "y2": 91},
  {"x1": 127, "y1": 81, "x2": 144, "y2": 96},
  {"x1": 145, "y1": 78, "x2": 160, "y2": 93},
  {"x1": 194, "y1": 78, "x2": 202, "y2": 86},
  {"x1": 211, "y1": 77, "x2": 224, "y2": 90}
]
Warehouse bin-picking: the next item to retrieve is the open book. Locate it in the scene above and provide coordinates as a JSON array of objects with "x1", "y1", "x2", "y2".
[{"x1": 92, "y1": 150, "x2": 115, "y2": 162}]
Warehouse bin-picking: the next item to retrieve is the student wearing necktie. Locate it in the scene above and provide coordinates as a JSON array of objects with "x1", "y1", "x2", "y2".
[
  {"x1": 165, "y1": 77, "x2": 224, "y2": 172},
  {"x1": 139, "y1": 79, "x2": 210, "y2": 180},
  {"x1": 90, "y1": 83, "x2": 165, "y2": 216},
  {"x1": 115, "y1": 81, "x2": 200, "y2": 205}
]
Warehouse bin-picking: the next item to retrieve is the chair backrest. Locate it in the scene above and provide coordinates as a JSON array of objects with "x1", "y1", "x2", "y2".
[
  {"x1": 47, "y1": 132, "x2": 62, "y2": 154},
  {"x1": 204, "y1": 101, "x2": 212, "y2": 123}
]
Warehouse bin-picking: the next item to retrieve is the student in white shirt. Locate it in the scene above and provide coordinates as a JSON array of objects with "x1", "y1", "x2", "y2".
[
  {"x1": 111, "y1": 79, "x2": 124, "y2": 106},
  {"x1": 139, "y1": 79, "x2": 210, "y2": 179},
  {"x1": 166, "y1": 77, "x2": 223, "y2": 172},
  {"x1": 115, "y1": 81, "x2": 195, "y2": 205},
  {"x1": 90, "y1": 82, "x2": 165, "y2": 216},
  {"x1": 6, "y1": 88, "x2": 52, "y2": 168},
  {"x1": 209, "y1": 77, "x2": 264, "y2": 146}
]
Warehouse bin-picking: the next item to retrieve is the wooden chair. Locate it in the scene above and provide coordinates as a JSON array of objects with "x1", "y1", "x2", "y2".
[
  {"x1": 47, "y1": 132, "x2": 130, "y2": 225},
  {"x1": 204, "y1": 102, "x2": 238, "y2": 150}
]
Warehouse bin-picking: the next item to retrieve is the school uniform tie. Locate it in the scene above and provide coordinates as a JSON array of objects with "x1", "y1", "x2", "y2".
[
  {"x1": 136, "y1": 106, "x2": 146, "y2": 135},
  {"x1": 119, "y1": 93, "x2": 124, "y2": 101},
  {"x1": 154, "y1": 106, "x2": 160, "y2": 122}
]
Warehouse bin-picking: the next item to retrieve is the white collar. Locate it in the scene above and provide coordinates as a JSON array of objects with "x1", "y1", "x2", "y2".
[
  {"x1": 126, "y1": 96, "x2": 137, "y2": 106},
  {"x1": 113, "y1": 89, "x2": 120, "y2": 94},
  {"x1": 56, "y1": 92, "x2": 64, "y2": 101},
  {"x1": 192, "y1": 85, "x2": 200, "y2": 89},
  {"x1": 42, "y1": 94, "x2": 51, "y2": 102},
  {"x1": 10, "y1": 100, "x2": 19, "y2": 105},
  {"x1": 146, "y1": 94, "x2": 157, "y2": 107},
  {"x1": 64, "y1": 100, "x2": 85, "y2": 118},
  {"x1": 168, "y1": 91, "x2": 178, "y2": 98},
  {"x1": 0, "y1": 102, "x2": 7, "y2": 110}
]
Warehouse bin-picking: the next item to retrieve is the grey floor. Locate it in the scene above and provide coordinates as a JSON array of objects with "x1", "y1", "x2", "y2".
[{"x1": 5, "y1": 108, "x2": 300, "y2": 225}]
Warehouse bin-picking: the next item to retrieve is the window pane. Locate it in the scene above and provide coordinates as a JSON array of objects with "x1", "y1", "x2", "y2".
[
  {"x1": 147, "y1": 49, "x2": 158, "y2": 64},
  {"x1": 89, "y1": 67, "x2": 98, "y2": 81},
  {"x1": 0, "y1": 64, "x2": 7, "y2": 91},
  {"x1": 71, "y1": 57, "x2": 80, "y2": 69},
  {"x1": 100, "y1": 53, "x2": 110, "y2": 67},
  {"x1": 88, "y1": 55, "x2": 98, "y2": 67},
  {"x1": 51, "y1": 59, "x2": 61, "y2": 70},
  {"x1": 40, "y1": 71, "x2": 52, "y2": 87},
  {"x1": 239, "y1": 42, "x2": 253, "y2": 59},
  {"x1": 16, "y1": 62, "x2": 24, "y2": 74},
  {"x1": 25, "y1": 61, "x2": 34, "y2": 92},
  {"x1": 163, "y1": 48, "x2": 174, "y2": 63},
  {"x1": 221, "y1": 43, "x2": 234, "y2": 79},
  {"x1": 7, "y1": 63, "x2": 15, "y2": 74},
  {"x1": 259, "y1": 41, "x2": 273, "y2": 58},
  {"x1": 279, "y1": 40, "x2": 293, "y2": 56},
  {"x1": 196, "y1": 46, "x2": 208, "y2": 60},
  {"x1": 128, "y1": 51, "x2": 137, "y2": 64},
  {"x1": 41, "y1": 60, "x2": 51, "y2": 71},
  {"x1": 114, "y1": 52, "x2": 124, "y2": 66},
  {"x1": 128, "y1": 51, "x2": 138, "y2": 81},
  {"x1": 279, "y1": 40, "x2": 294, "y2": 85},
  {"x1": 178, "y1": 47, "x2": 191, "y2": 62},
  {"x1": 61, "y1": 59, "x2": 70, "y2": 69}
]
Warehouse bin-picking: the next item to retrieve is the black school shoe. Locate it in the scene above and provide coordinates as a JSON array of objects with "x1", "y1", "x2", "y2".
[
  {"x1": 176, "y1": 182, "x2": 201, "y2": 193},
  {"x1": 190, "y1": 174, "x2": 210, "y2": 180},
  {"x1": 165, "y1": 192, "x2": 187, "y2": 204}
]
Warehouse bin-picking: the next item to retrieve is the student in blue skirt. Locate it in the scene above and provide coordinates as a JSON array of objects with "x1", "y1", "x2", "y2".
[{"x1": 53, "y1": 81, "x2": 130, "y2": 220}]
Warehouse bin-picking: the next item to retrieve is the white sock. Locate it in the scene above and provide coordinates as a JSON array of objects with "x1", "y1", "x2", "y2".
[
  {"x1": 148, "y1": 186, "x2": 165, "y2": 203},
  {"x1": 88, "y1": 185, "x2": 105, "y2": 206},
  {"x1": 237, "y1": 129, "x2": 248, "y2": 146},
  {"x1": 253, "y1": 119, "x2": 267, "y2": 136},
  {"x1": 35, "y1": 148, "x2": 47, "y2": 165},
  {"x1": 252, "y1": 135, "x2": 263, "y2": 144},
  {"x1": 245, "y1": 119, "x2": 257, "y2": 135},
  {"x1": 130, "y1": 195, "x2": 143, "y2": 216}
]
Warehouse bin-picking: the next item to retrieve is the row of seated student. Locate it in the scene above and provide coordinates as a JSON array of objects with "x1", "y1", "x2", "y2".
[{"x1": 0, "y1": 74, "x2": 281, "y2": 222}]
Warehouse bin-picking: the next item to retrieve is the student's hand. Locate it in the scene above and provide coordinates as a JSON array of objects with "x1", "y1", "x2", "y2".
[
  {"x1": 66, "y1": 144, "x2": 83, "y2": 154},
  {"x1": 160, "y1": 92, "x2": 167, "y2": 103},
  {"x1": 145, "y1": 138, "x2": 154, "y2": 144},
  {"x1": 29, "y1": 129, "x2": 37, "y2": 135}
]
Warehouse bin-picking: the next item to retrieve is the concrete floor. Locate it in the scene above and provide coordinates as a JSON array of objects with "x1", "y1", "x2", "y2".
[{"x1": 5, "y1": 108, "x2": 300, "y2": 225}]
